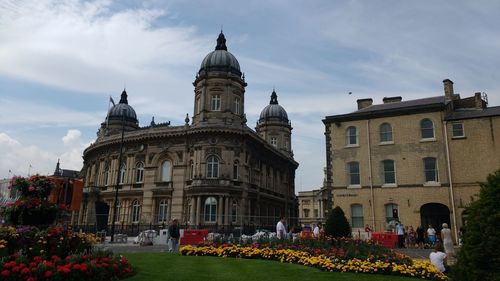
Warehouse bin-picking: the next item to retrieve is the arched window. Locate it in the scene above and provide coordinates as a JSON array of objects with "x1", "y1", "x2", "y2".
[
  {"x1": 119, "y1": 163, "x2": 126, "y2": 184},
  {"x1": 211, "y1": 95, "x2": 221, "y2": 111},
  {"x1": 351, "y1": 204, "x2": 364, "y2": 228},
  {"x1": 347, "y1": 161, "x2": 360, "y2": 186},
  {"x1": 420, "y1": 118, "x2": 434, "y2": 139},
  {"x1": 231, "y1": 200, "x2": 238, "y2": 223},
  {"x1": 423, "y1": 157, "x2": 438, "y2": 182},
  {"x1": 382, "y1": 159, "x2": 396, "y2": 184},
  {"x1": 380, "y1": 123, "x2": 393, "y2": 142},
  {"x1": 104, "y1": 164, "x2": 110, "y2": 186},
  {"x1": 158, "y1": 199, "x2": 168, "y2": 223},
  {"x1": 207, "y1": 156, "x2": 219, "y2": 178},
  {"x1": 189, "y1": 160, "x2": 194, "y2": 179},
  {"x1": 161, "y1": 160, "x2": 172, "y2": 182},
  {"x1": 131, "y1": 200, "x2": 141, "y2": 223},
  {"x1": 204, "y1": 197, "x2": 217, "y2": 222},
  {"x1": 346, "y1": 126, "x2": 358, "y2": 145},
  {"x1": 233, "y1": 161, "x2": 239, "y2": 180},
  {"x1": 385, "y1": 203, "x2": 399, "y2": 223},
  {"x1": 135, "y1": 162, "x2": 144, "y2": 183},
  {"x1": 234, "y1": 97, "x2": 240, "y2": 114}
]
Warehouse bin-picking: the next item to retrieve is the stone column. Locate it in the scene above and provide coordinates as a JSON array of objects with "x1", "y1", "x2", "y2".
[
  {"x1": 217, "y1": 196, "x2": 223, "y2": 227},
  {"x1": 196, "y1": 195, "x2": 202, "y2": 227},
  {"x1": 224, "y1": 197, "x2": 230, "y2": 226},
  {"x1": 190, "y1": 197, "x2": 195, "y2": 225}
]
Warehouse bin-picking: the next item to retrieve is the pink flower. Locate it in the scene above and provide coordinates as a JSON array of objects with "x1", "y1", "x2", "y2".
[{"x1": 29, "y1": 186, "x2": 35, "y2": 191}]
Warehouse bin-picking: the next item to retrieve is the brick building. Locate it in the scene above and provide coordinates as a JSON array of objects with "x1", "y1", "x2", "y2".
[{"x1": 323, "y1": 79, "x2": 500, "y2": 239}]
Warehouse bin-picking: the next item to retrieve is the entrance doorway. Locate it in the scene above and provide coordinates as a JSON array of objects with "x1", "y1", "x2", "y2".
[{"x1": 420, "y1": 203, "x2": 450, "y2": 234}]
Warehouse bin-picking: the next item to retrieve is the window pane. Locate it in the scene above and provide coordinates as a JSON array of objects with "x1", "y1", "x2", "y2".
[
  {"x1": 421, "y1": 119, "x2": 434, "y2": 138},
  {"x1": 162, "y1": 161, "x2": 171, "y2": 181},
  {"x1": 351, "y1": 204, "x2": 364, "y2": 228},
  {"x1": 380, "y1": 123, "x2": 393, "y2": 142},
  {"x1": 383, "y1": 160, "x2": 395, "y2": 184},
  {"x1": 452, "y1": 123, "x2": 464, "y2": 137},
  {"x1": 348, "y1": 162, "x2": 360, "y2": 185},
  {"x1": 424, "y1": 158, "x2": 438, "y2": 182},
  {"x1": 347, "y1": 127, "x2": 357, "y2": 145}
]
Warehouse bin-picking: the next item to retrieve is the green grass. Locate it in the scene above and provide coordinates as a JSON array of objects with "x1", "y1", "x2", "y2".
[{"x1": 121, "y1": 252, "x2": 420, "y2": 281}]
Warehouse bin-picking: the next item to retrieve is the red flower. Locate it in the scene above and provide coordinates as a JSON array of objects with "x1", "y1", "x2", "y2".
[
  {"x1": 33, "y1": 256, "x2": 42, "y2": 263},
  {"x1": 43, "y1": 261, "x2": 54, "y2": 267},
  {"x1": 27, "y1": 278, "x2": 35, "y2": 281},
  {"x1": 44, "y1": 270, "x2": 53, "y2": 278},
  {"x1": 1, "y1": 270, "x2": 10, "y2": 277},
  {"x1": 21, "y1": 268, "x2": 30, "y2": 275},
  {"x1": 79, "y1": 263, "x2": 88, "y2": 272},
  {"x1": 72, "y1": 264, "x2": 81, "y2": 270},
  {"x1": 113, "y1": 264, "x2": 119, "y2": 269}
]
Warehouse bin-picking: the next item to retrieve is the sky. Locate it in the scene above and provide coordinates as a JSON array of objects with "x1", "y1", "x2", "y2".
[{"x1": 1, "y1": 0, "x2": 499, "y2": 192}]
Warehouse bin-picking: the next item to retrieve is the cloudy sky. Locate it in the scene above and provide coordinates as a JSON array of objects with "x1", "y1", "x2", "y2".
[{"x1": 1, "y1": 0, "x2": 499, "y2": 192}]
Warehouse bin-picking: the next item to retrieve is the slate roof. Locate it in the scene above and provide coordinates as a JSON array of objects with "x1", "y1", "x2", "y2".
[{"x1": 445, "y1": 106, "x2": 500, "y2": 120}]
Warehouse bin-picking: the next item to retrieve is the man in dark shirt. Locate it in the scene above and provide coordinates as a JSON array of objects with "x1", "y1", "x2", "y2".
[{"x1": 168, "y1": 219, "x2": 180, "y2": 252}]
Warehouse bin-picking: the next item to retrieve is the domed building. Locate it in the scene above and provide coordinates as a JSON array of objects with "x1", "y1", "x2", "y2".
[{"x1": 76, "y1": 32, "x2": 298, "y2": 234}]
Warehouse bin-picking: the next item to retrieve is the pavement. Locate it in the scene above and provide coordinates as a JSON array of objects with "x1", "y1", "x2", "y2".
[{"x1": 95, "y1": 236, "x2": 438, "y2": 260}]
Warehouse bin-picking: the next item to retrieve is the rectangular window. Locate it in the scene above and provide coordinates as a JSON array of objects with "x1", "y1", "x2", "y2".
[
  {"x1": 233, "y1": 164, "x2": 239, "y2": 180},
  {"x1": 270, "y1": 137, "x2": 277, "y2": 147},
  {"x1": 385, "y1": 204, "x2": 398, "y2": 223},
  {"x1": 351, "y1": 204, "x2": 364, "y2": 228},
  {"x1": 211, "y1": 95, "x2": 221, "y2": 111},
  {"x1": 346, "y1": 127, "x2": 358, "y2": 145},
  {"x1": 424, "y1": 158, "x2": 438, "y2": 182},
  {"x1": 234, "y1": 97, "x2": 240, "y2": 114},
  {"x1": 383, "y1": 160, "x2": 396, "y2": 184},
  {"x1": 348, "y1": 162, "x2": 360, "y2": 186},
  {"x1": 314, "y1": 209, "x2": 319, "y2": 218},
  {"x1": 452, "y1": 123, "x2": 464, "y2": 137},
  {"x1": 303, "y1": 209, "x2": 309, "y2": 218}
]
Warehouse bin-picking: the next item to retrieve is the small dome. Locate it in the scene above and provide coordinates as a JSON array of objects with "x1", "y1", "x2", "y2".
[
  {"x1": 259, "y1": 90, "x2": 289, "y2": 123},
  {"x1": 107, "y1": 90, "x2": 138, "y2": 123},
  {"x1": 199, "y1": 32, "x2": 241, "y2": 76}
]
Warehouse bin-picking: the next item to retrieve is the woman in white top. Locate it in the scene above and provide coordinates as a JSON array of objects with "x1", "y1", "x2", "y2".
[
  {"x1": 429, "y1": 243, "x2": 448, "y2": 272},
  {"x1": 441, "y1": 223, "x2": 455, "y2": 256}
]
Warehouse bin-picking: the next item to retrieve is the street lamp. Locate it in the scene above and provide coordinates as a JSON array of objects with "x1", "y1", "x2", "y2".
[{"x1": 110, "y1": 110, "x2": 126, "y2": 243}]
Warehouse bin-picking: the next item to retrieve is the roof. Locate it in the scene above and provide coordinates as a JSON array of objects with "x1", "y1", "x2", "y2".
[
  {"x1": 445, "y1": 106, "x2": 500, "y2": 121},
  {"x1": 323, "y1": 96, "x2": 446, "y2": 123}
]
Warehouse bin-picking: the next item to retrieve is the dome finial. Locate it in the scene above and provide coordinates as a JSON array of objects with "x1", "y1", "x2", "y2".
[
  {"x1": 270, "y1": 89, "x2": 278, "y2": 105},
  {"x1": 119, "y1": 88, "x2": 128, "y2": 104},
  {"x1": 215, "y1": 31, "x2": 227, "y2": 51}
]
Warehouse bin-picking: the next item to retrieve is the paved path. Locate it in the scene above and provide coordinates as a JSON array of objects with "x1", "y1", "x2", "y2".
[{"x1": 96, "y1": 237, "x2": 441, "y2": 260}]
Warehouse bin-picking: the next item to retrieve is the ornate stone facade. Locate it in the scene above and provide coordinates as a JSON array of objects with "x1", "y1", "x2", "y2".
[{"x1": 76, "y1": 32, "x2": 298, "y2": 233}]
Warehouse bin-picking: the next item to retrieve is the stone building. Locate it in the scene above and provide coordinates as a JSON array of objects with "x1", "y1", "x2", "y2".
[
  {"x1": 297, "y1": 189, "x2": 324, "y2": 226},
  {"x1": 76, "y1": 32, "x2": 298, "y2": 233},
  {"x1": 323, "y1": 79, "x2": 500, "y2": 239}
]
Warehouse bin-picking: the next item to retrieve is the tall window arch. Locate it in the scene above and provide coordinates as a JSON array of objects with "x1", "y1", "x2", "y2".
[
  {"x1": 420, "y1": 118, "x2": 435, "y2": 139},
  {"x1": 207, "y1": 156, "x2": 219, "y2": 178},
  {"x1": 161, "y1": 160, "x2": 172, "y2": 182},
  {"x1": 131, "y1": 200, "x2": 141, "y2": 223},
  {"x1": 234, "y1": 97, "x2": 240, "y2": 114},
  {"x1": 211, "y1": 95, "x2": 221, "y2": 111},
  {"x1": 119, "y1": 163, "x2": 126, "y2": 184},
  {"x1": 113, "y1": 199, "x2": 121, "y2": 222},
  {"x1": 135, "y1": 162, "x2": 144, "y2": 183},
  {"x1": 379, "y1": 123, "x2": 393, "y2": 142},
  {"x1": 423, "y1": 157, "x2": 438, "y2": 182},
  {"x1": 231, "y1": 199, "x2": 238, "y2": 223},
  {"x1": 347, "y1": 161, "x2": 360, "y2": 186},
  {"x1": 385, "y1": 203, "x2": 399, "y2": 223},
  {"x1": 346, "y1": 126, "x2": 358, "y2": 145},
  {"x1": 158, "y1": 199, "x2": 168, "y2": 223},
  {"x1": 204, "y1": 197, "x2": 217, "y2": 222},
  {"x1": 104, "y1": 164, "x2": 110, "y2": 186},
  {"x1": 189, "y1": 160, "x2": 194, "y2": 179},
  {"x1": 382, "y1": 159, "x2": 396, "y2": 184},
  {"x1": 233, "y1": 160, "x2": 239, "y2": 180},
  {"x1": 351, "y1": 204, "x2": 364, "y2": 228}
]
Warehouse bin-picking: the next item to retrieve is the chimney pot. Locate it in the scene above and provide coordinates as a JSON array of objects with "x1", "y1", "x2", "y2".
[
  {"x1": 443, "y1": 79, "x2": 454, "y2": 100},
  {"x1": 357, "y1": 98, "x2": 373, "y2": 110},
  {"x1": 383, "y1": 96, "x2": 402, "y2": 103}
]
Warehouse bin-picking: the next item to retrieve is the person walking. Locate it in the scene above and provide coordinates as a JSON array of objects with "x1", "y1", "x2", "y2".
[
  {"x1": 441, "y1": 223, "x2": 455, "y2": 257},
  {"x1": 168, "y1": 218, "x2": 180, "y2": 252},
  {"x1": 276, "y1": 217, "x2": 287, "y2": 239},
  {"x1": 396, "y1": 222, "x2": 405, "y2": 248}
]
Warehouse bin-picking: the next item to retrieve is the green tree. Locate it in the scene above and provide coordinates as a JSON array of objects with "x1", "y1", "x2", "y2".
[
  {"x1": 324, "y1": 206, "x2": 351, "y2": 238},
  {"x1": 453, "y1": 170, "x2": 500, "y2": 281}
]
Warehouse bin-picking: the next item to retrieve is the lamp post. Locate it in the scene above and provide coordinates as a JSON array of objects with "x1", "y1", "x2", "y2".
[{"x1": 110, "y1": 110, "x2": 126, "y2": 243}]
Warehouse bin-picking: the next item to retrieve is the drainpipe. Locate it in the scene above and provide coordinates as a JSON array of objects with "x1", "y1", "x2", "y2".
[
  {"x1": 443, "y1": 121, "x2": 459, "y2": 242},
  {"x1": 366, "y1": 120, "x2": 376, "y2": 231}
]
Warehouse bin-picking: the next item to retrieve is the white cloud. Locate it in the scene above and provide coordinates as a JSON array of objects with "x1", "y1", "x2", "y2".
[{"x1": 62, "y1": 129, "x2": 82, "y2": 146}]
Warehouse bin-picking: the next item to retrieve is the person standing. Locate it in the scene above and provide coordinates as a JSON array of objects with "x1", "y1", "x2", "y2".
[
  {"x1": 427, "y1": 225, "x2": 437, "y2": 246},
  {"x1": 313, "y1": 223, "x2": 320, "y2": 238},
  {"x1": 396, "y1": 222, "x2": 405, "y2": 248},
  {"x1": 168, "y1": 219, "x2": 180, "y2": 252},
  {"x1": 441, "y1": 223, "x2": 455, "y2": 257},
  {"x1": 276, "y1": 217, "x2": 287, "y2": 239},
  {"x1": 416, "y1": 226, "x2": 425, "y2": 249}
]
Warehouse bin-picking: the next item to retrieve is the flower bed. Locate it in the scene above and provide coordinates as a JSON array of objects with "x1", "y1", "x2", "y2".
[
  {"x1": 180, "y1": 243, "x2": 448, "y2": 281},
  {"x1": 0, "y1": 251, "x2": 133, "y2": 281}
]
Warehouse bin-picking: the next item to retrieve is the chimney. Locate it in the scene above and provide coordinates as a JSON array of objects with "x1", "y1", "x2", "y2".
[
  {"x1": 383, "y1": 96, "x2": 402, "y2": 103},
  {"x1": 357, "y1": 98, "x2": 373, "y2": 110},
  {"x1": 474, "y1": 92, "x2": 484, "y2": 109},
  {"x1": 443, "y1": 79, "x2": 454, "y2": 101}
]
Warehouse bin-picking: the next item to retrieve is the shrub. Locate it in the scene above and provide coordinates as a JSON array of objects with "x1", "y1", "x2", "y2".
[
  {"x1": 324, "y1": 206, "x2": 351, "y2": 238},
  {"x1": 453, "y1": 170, "x2": 500, "y2": 281}
]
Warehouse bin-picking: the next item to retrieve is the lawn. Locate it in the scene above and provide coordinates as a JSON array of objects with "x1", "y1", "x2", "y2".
[{"x1": 121, "y1": 252, "x2": 421, "y2": 281}]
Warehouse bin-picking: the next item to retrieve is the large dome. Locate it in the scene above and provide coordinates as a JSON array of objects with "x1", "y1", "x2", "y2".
[
  {"x1": 107, "y1": 90, "x2": 138, "y2": 123},
  {"x1": 259, "y1": 90, "x2": 289, "y2": 123},
  {"x1": 199, "y1": 32, "x2": 241, "y2": 76}
]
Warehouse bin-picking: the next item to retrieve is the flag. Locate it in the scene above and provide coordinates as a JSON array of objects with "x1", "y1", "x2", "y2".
[{"x1": 110, "y1": 96, "x2": 115, "y2": 106}]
